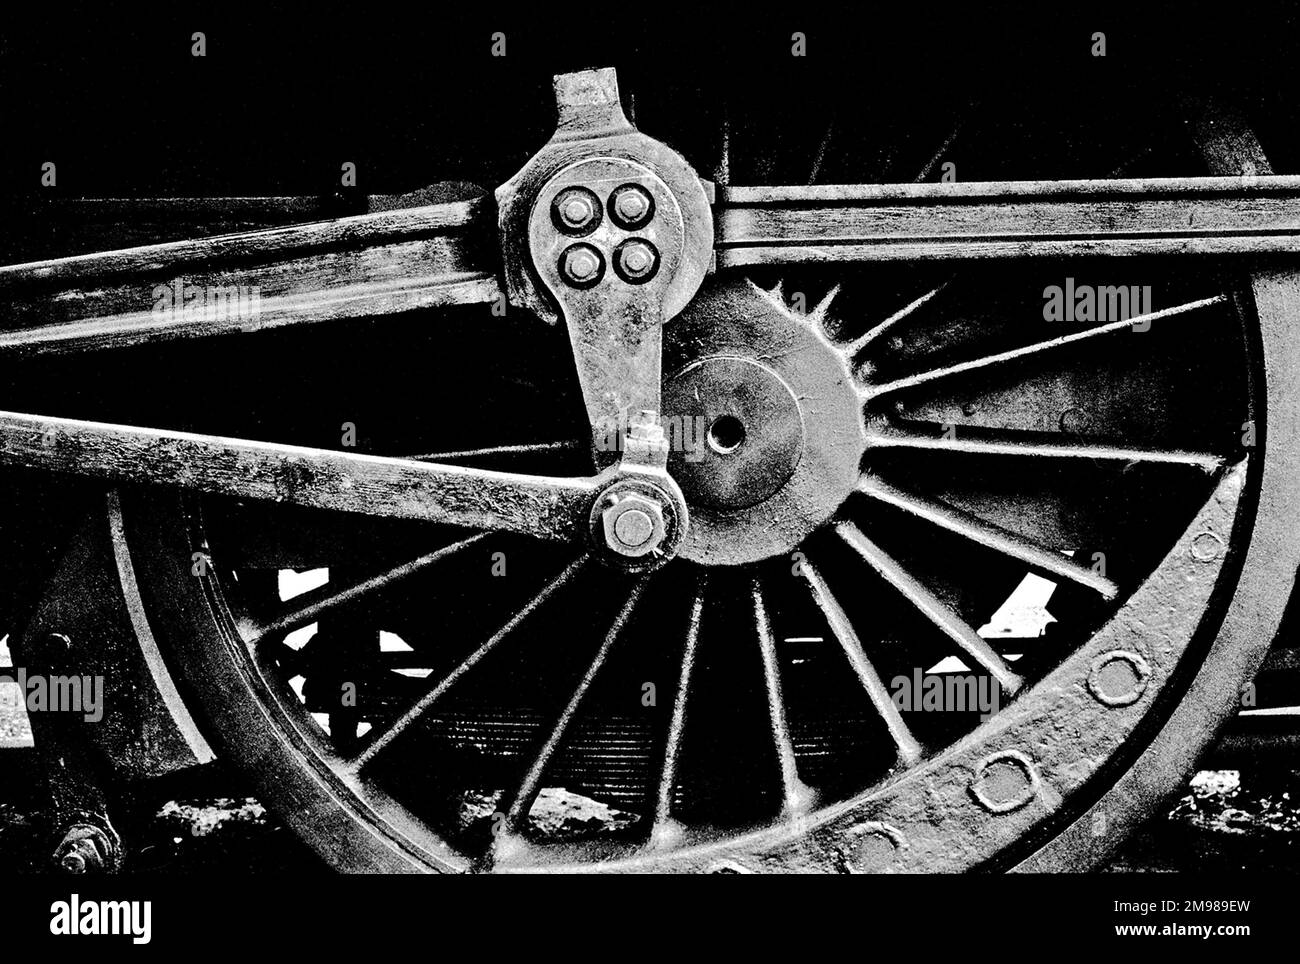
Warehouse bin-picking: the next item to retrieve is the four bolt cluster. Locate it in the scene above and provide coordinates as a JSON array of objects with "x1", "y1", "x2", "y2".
[{"x1": 552, "y1": 183, "x2": 660, "y2": 288}]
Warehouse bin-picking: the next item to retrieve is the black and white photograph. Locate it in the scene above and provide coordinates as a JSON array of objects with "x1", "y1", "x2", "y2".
[{"x1": 0, "y1": 3, "x2": 1295, "y2": 944}]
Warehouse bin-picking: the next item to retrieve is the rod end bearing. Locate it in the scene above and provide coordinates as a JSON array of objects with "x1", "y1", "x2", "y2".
[{"x1": 590, "y1": 476, "x2": 688, "y2": 570}]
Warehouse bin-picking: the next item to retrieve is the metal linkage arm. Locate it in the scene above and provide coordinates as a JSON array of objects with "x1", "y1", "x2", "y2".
[
  {"x1": 715, "y1": 175, "x2": 1300, "y2": 265},
  {"x1": 0, "y1": 412, "x2": 598, "y2": 541},
  {"x1": 0, "y1": 184, "x2": 500, "y2": 356}
]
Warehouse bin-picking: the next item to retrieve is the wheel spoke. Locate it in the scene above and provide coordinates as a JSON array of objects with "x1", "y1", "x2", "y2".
[
  {"x1": 862, "y1": 294, "x2": 1227, "y2": 401},
  {"x1": 808, "y1": 117, "x2": 835, "y2": 185},
  {"x1": 857, "y1": 475, "x2": 1119, "y2": 599},
  {"x1": 752, "y1": 578, "x2": 815, "y2": 816},
  {"x1": 807, "y1": 284, "x2": 842, "y2": 332},
  {"x1": 243, "y1": 534, "x2": 490, "y2": 647},
  {"x1": 649, "y1": 575, "x2": 705, "y2": 847},
  {"x1": 865, "y1": 423, "x2": 1224, "y2": 472},
  {"x1": 913, "y1": 109, "x2": 972, "y2": 183},
  {"x1": 836, "y1": 521, "x2": 1024, "y2": 694},
  {"x1": 798, "y1": 556, "x2": 923, "y2": 764},
  {"x1": 0, "y1": 411, "x2": 601, "y2": 539},
  {"x1": 350, "y1": 554, "x2": 591, "y2": 772},
  {"x1": 846, "y1": 279, "x2": 953, "y2": 356},
  {"x1": 497, "y1": 577, "x2": 649, "y2": 839}
]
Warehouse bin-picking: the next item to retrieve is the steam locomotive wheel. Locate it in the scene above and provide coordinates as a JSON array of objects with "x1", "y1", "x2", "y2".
[
  {"x1": 11, "y1": 71, "x2": 1300, "y2": 873},
  {"x1": 120, "y1": 264, "x2": 1297, "y2": 872}
]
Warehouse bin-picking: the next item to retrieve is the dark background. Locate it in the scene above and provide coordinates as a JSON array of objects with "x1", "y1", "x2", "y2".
[{"x1": 4, "y1": 4, "x2": 1300, "y2": 196}]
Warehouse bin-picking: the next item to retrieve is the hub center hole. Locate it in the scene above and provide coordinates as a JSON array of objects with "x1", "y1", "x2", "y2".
[{"x1": 707, "y1": 414, "x2": 746, "y2": 455}]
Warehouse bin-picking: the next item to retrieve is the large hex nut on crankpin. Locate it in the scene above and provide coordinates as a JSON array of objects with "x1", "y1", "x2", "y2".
[
  {"x1": 589, "y1": 478, "x2": 688, "y2": 571},
  {"x1": 601, "y1": 494, "x2": 666, "y2": 558}
]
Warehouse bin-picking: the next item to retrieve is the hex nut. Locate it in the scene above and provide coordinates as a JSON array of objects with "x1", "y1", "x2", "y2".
[
  {"x1": 551, "y1": 187, "x2": 602, "y2": 235},
  {"x1": 613, "y1": 238, "x2": 659, "y2": 284},
  {"x1": 609, "y1": 183, "x2": 654, "y2": 228},
  {"x1": 559, "y1": 243, "x2": 605, "y2": 288},
  {"x1": 601, "y1": 495, "x2": 667, "y2": 557}
]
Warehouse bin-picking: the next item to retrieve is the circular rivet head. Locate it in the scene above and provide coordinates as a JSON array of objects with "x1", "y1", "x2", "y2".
[
  {"x1": 551, "y1": 187, "x2": 602, "y2": 235},
  {"x1": 41, "y1": 632, "x2": 72, "y2": 653},
  {"x1": 845, "y1": 821, "x2": 906, "y2": 874},
  {"x1": 559, "y1": 243, "x2": 605, "y2": 288},
  {"x1": 706, "y1": 859, "x2": 753, "y2": 874},
  {"x1": 970, "y1": 750, "x2": 1040, "y2": 814},
  {"x1": 1191, "y1": 530, "x2": 1224, "y2": 562},
  {"x1": 1059, "y1": 407, "x2": 1093, "y2": 434},
  {"x1": 1087, "y1": 649, "x2": 1151, "y2": 707},
  {"x1": 613, "y1": 238, "x2": 660, "y2": 284},
  {"x1": 609, "y1": 183, "x2": 655, "y2": 228}
]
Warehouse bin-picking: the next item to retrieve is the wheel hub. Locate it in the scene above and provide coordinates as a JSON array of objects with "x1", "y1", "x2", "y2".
[
  {"x1": 665, "y1": 355, "x2": 805, "y2": 511},
  {"x1": 665, "y1": 278, "x2": 867, "y2": 566}
]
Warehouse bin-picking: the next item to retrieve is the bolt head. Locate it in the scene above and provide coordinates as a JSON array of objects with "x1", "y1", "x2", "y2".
[
  {"x1": 53, "y1": 827, "x2": 110, "y2": 875},
  {"x1": 568, "y1": 251, "x2": 598, "y2": 279},
  {"x1": 601, "y1": 495, "x2": 667, "y2": 558},
  {"x1": 627, "y1": 409, "x2": 667, "y2": 445},
  {"x1": 563, "y1": 197, "x2": 591, "y2": 225},
  {"x1": 624, "y1": 247, "x2": 651, "y2": 273},
  {"x1": 552, "y1": 187, "x2": 601, "y2": 234},
  {"x1": 1059, "y1": 407, "x2": 1093, "y2": 434},
  {"x1": 614, "y1": 239, "x2": 659, "y2": 284},
  {"x1": 610, "y1": 184, "x2": 654, "y2": 228},
  {"x1": 60, "y1": 852, "x2": 87, "y2": 874},
  {"x1": 559, "y1": 244, "x2": 604, "y2": 287}
]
